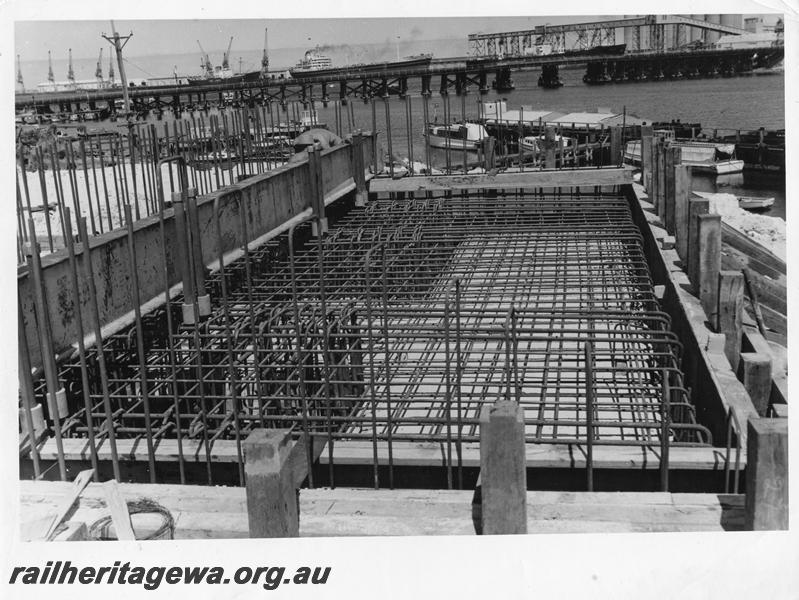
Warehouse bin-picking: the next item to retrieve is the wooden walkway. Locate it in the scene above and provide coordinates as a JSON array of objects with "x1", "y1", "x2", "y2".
[{"x1": 19, "y1": 481, "x2": 744, "y2": 540}]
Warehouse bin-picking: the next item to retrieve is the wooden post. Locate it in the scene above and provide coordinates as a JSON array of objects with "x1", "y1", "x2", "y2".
[
  {"x1": 687, "y1": 198, "x2": 709, "y2": 284},
  {"x1": 307, "y1": 146, "x2": 327, "y2": 236},
  {"x1": 479, "y1": 400, "x2": 527, "y2": 535},
  {"x1": 609, "y1": 126, "x2": 622, "y2": 166},
  {"x1": 244, "y1": 429, "x2": 300, "y2": 538},
  {"x1": 481, "y1": 137, "x2": 496, "y2": 170},
  {"x1": 543, "y1": 126, "x2": 556, "y2": 169},
  {"x1": 656, "y1": 139, "x2": 666, "y2": 219},
  {"x1": 674, "y1": 165, "x2": 692, "y2": 262},
  {"x1": 739, "y1": 353, "x2": 772, "y2": 416},
  {"x1": 640, "y1": 126, "x2": 654, "y2": 184},
  {"x1": 663, "y1": 146, "x2": 681, "y2": 234},
  {"x1": 663, "y1": 144, "x2": 675, "y2": 231},
  {"x1": 716, "y1": 271, "x2": 744, "y2": 371},
  {"x1": 351, "y1": 129, "x2": 368, "y2": 207},
  {"x1": 696, "y1": 214, "x2": 722, "y2": 321},
  {"x1": 745, "y1": 417, "x2": 788, "y2": 530},
  {"x1": 650, "y1": 139, "x2": 661, "y2": 213}
]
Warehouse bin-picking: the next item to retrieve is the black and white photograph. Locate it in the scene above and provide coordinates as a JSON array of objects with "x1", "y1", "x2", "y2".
[{"x1": 3, "y1": 1, "x2": 796, "y2": 598}]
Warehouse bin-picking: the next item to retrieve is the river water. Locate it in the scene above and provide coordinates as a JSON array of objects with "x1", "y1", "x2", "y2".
[{"x1": 26, "y1": 65, "x2": 787, "y2": 217}]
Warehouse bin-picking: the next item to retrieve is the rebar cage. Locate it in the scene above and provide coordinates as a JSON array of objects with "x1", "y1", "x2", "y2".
[{"x1": 26, "y1": 186, "x2": 713, "y2": 488}]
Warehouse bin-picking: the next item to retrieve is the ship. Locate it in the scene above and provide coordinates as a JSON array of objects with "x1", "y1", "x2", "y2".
[
  {"x1": 290, "y1": 48, "x2": 334, "y2": 75},
  {"x1": 290, "y1": 53, "x2": 433, "y2": 79}
]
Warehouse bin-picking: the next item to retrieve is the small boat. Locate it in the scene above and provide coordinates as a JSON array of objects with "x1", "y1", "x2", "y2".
[
  {"x1": 624, "y1": 139, "x2": 745, "y2": 174},
  {"x1": 424, "y1": 122, "x2": 488, "y2": 150},
  {"x1": 738, "y1": 196, "x2": 775, "y2": 211},
  {"x1": 520, "y1": 134, "x2": 575, "y2": 153}
]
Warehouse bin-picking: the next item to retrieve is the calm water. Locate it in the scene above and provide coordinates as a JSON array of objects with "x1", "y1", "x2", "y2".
[{"x1": 28, "y1": 58, "x2": 786, "y2": 215}]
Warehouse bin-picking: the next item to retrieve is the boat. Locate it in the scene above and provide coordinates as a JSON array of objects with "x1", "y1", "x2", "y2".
[
  {"x1": 623, "y1": 139, "x2": 745, "y2": 174},
  {"x1": 519, "y1": 134, "x2": 575, "y2": 153},
  {"x1": 424, "y1": 122, "x2": 488, "y2": 150},
  {"x1": 738, "y1": 196, "x2": 775, "y2": 211},
  {"x1": 290, "y1": 48, "x2": 334, "y2": 75},
  {"x1": 290, "y1": 53, "x2": 433, "y2": 79}
]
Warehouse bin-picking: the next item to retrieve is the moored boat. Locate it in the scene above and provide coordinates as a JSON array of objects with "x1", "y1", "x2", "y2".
[
  {"x1": 424, "y1": 122, "x2": 488, "y2": 150},
  {"x1": 519, "y1": 134, "x2": 575, "y2": 153},
  {"x1": 738, "y1": 196, "x2": 775, "y2": 211},
  {"x1": 624, "y1": 139, "x2": 745, "y2": 174}
]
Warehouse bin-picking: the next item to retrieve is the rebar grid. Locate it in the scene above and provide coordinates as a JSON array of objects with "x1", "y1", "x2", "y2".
[{"x1": 43, "y1": 189, "x2": 711, "y2": 485}]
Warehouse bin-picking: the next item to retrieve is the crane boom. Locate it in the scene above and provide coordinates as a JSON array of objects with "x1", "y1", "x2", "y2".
[
  {"x1": 196, "y1": 40, "x2": 213, "y2": 75},
  {"x1": 222, "y1": 36, "x2": 233, "y2": 70}
]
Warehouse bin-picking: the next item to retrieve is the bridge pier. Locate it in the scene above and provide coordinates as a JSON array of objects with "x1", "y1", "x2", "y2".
[
  {"x1": 421, "y1": 75, "x2": 432, "y2": 96},
  {"x1": 478, "y1": 72, "x2": 489, "y2": 94},
  {"x1": 492, "y1": 67, "x2": 514, "y2": 92},
  {"x1": 538, "y1": 64, "x2": 563, "y2": 88}
]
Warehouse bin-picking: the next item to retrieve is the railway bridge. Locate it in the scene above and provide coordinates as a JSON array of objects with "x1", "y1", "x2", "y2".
[{"x1": 15, "y1": 46, "x2": 783, "y2": 114}]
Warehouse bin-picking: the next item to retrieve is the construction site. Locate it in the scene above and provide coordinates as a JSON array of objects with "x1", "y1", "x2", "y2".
[{"x1": 12, "y1": 9, "x2": 788, "y2": 534}]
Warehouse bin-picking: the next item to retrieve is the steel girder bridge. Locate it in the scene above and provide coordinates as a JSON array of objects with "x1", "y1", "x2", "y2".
[{"x1": 15, "y1": 46, "x2": 783, "y2": 113}]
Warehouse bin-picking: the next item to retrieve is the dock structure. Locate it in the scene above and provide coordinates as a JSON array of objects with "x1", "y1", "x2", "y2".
[
  {"x1": 14, "y1": 14, "x2": 783, "y2": 115},
  {"x1": 17, "y1": 108, "x2": 787, "y2": 540}
]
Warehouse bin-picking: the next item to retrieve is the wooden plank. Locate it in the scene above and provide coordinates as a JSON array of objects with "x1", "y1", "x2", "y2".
[
  {"x1": 42, "y1": 469, "x2": 93, "y2": 541},
  {"x1": 52, "y1": 521, "x2": 89, "y2": 541},
  {"x1": 19, "y1": 481, "x2": 745, "y2": 538},
  {"x1": 102, "y1": 480, "x2": 136, "y2": 540},
  {"x1": 717, "y1": 270, "x2": 745, "y2": 371},
  {"x1": 34, "y1": 437, "x2": 742, "y2": 471},
  {"x1": 368, "y1": 167, "x2": 633, "y2": 193},
  {"x1": 745, "y1": 418, "x2": 788, "y2": 530},
  {"x1": 319, "y1": 440, "x2": 739, "y2": 470},
  {"x1": 721, "y1": 223, "x2": 786, "y2": 275}
]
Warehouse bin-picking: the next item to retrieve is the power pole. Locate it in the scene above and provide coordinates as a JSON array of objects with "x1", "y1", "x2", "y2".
[
  {"x1": 67, "y1": 48, "x2": 75, "y2": 83},
  {"x1": 102, "y1": 21, "x2": 132, "y2": 112},
  {"x1": 16, "y1": 54, "x2": 24, "y2": 91},
  {"x1": 261, "y1": 28, "x2": 269, "y2": 77}
]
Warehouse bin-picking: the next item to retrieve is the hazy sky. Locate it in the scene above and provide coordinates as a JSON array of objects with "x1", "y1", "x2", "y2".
[{"x1": 15, "y1": 16, "x2": 622, "y2": 60}]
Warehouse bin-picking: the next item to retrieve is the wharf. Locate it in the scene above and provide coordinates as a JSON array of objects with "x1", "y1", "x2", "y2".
[{"x1": 19, "y1": 480, "x2": 745, "y2": 539}]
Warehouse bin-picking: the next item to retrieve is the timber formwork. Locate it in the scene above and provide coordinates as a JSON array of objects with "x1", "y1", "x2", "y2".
[{"x1": 26, "y1": 187, "x2": 716, "y2": 490}]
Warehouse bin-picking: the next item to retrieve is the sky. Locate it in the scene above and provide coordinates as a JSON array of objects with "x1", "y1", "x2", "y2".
[
  {"x1": 14, "y1": 16, "x2": 622, "y2": 60},
  {"x1": 14, "y1": 11, "x2": 784, "y2": 83}
]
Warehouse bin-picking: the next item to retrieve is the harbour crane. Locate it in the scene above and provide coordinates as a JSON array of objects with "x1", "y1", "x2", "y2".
[
  {"x1": 222, "y1": 36, "x2": 234, "y2": 70},
  {"x1": 197, "y1": 40, "x2": 213, "y2": 76},
  {"x1": 261, "y1": 28, "x2": 269, "y2": 75},
  {"x1": 95, "y1": 48, "x2": 103, "y2": 79}
]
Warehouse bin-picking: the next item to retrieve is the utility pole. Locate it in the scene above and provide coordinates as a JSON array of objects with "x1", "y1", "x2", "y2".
[
  {"x1": 261, "y1": 27, "x2": 269, "y2": 77},
  {"x1": 16, "y1": 54, "x2": 24, "y2": 91},
  {"x1": 67, "y1": 48, "x2": 75, "y2": 83},
  {"x1": 102, "y1": 21, "x2": 132, "y2": 112}
]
